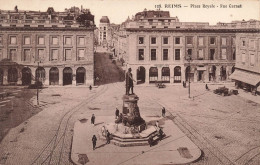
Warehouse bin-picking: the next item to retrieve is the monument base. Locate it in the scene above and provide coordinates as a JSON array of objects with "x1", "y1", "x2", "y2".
[{"x1": 99, "y1": 122, "x2": 161, "y2": 147}]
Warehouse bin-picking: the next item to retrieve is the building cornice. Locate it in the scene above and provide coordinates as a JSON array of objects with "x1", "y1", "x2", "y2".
[
  {"x1": 125, "y1": 28, "x2": 260, "y2": 33},
  {"x1": 0, "y1": 27, "x2": 95, "y2": 31}
]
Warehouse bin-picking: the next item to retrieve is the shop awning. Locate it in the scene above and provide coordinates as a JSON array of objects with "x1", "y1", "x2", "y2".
[{"x1": 230, "y1": 70, "x2": 260, "y2": 86}]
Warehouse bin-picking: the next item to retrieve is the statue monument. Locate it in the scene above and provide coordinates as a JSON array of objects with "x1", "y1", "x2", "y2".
[
  {"x1": 99, "y1": 68, "x2": 162, "y2": 147},
  {"x1": 116, "y1": 68, "x2": 145, "y2": 128}
]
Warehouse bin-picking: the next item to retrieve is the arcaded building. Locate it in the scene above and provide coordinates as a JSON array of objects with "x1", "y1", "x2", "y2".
[
  {"x1": 122, "y1": 9, "x2": 239, "y2": 85},
  {"x1": 0, "y1": 6, "x2": 95, "y2": 86}
]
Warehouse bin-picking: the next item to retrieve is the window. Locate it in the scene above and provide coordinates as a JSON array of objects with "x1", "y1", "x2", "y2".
[
  {"x1": 9, "y1": 49, "x2": 17, "y2": 61},
  {"x1": 198, "y1": 49, "x2": 204, "y2": 59},
  {"x1": 221, "y1": 38, "x2": 227, "y2": 46},
  {"x1": 38, "y1": 36, "x2": 44, "y2": 45},
  {"x1": 175, "y1": 37, "x2": 180, "y2": 44},
  {"x1": 0, "y1": 36, "x2": 2, "y2": 45},
  {"x1": 250, "y1": 53, "x2": 255, "y2": 66},
  {"x1": 210, "y1": 49, "x2": 215, "y2": 60},
  {"x1": 221, "y1": 48, "x2": 227, "y2": 59},
  {"x1": 186, "y1": 37, "x2": 193, "y2": 45},
  {"x1": 37, "y1": 49, "x2": 44, "y2": 61},
  {"x1": 24, "y1": 36, "x2": 31, "y2": 45},
  {"x1": 232, "y1": 37, "x2": 236, "y2": 45},
  {"x1": 138, "y1": 49, "x2": 144, "y2": 60},
  {"x1": 78, "y1": 49, "x2": 85, "y2": 60},
  {"x1": 65, "y1": 49, "x2": 72, "y2": 61},
  {"x1": 210, "y1": 37, "x2": 215, "y2": 45},
  {"x1": 151, "y1": 49, "x2": 156, "y2": 60},
  {"x1": 175, "y1": 49, "x2": 180, "y2": 60},
  {"x1": 241, "y1": 38, "x2": 246, "y2": 46},
  {"x1": 163, "y1": 49, "x2": 168, "y2": 60},
  {"x1": 139, "y1": 37, "x2": 144, "y2": 44},
  {"x1": 10, "y1": 36, "x2": 17, "y2": 44},
  {"x1": 163, "y1": 37, "x2": 168, "y2": 44},
  {"x1": 78, "y1": 37, "x2": 85, "y2": 45},
  {"x1": 104, "y1": 27, "x2": 106, "y2": 30},
  {"x1": 51, "y1": 49, "x2": 58, "y2": 61},
  {"x1": 52, "y1": 37, "x2": 58, "y2": 45},
  {"x1": 198, "y1": 37, "x2": 204, "y2": 46},
  {"x1": 242, "y1": 52, "x2": 246, "y2": 63},
  {"x1": 23, "y1": 49, "x2": 30, "y2": 61},
  {"x1": 103, "y1": 32, "x2": 106, "y2": 40},
  {"x1": 249, "y1": 39, "x2": 255, "y2": 49},
  {"x1": 65, "y1": 37, "x2": 72, "y2": 45},
  {"x1": 151, "y1": 37, "x2": 156, "y2": 44},
  {"x1": 187, "y1": 49, "x2": 192, "y2": 56}
]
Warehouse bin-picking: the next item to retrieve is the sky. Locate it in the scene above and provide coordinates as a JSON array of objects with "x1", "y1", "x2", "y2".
[{"x1": 1, "y1": 0, "x2": 260, "y2": 25}]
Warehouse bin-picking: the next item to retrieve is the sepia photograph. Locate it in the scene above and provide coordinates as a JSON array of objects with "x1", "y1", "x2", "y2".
[{"x1": 0, "y1": 0, "x2": 260, "y2": 164}]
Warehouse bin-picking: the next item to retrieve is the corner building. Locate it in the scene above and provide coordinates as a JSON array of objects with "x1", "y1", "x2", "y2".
[
  {"x1": 230, "y1": 30, "x2": 260, "y2": 93},
  {"x1": 0, "y1": 6, "x2": 95, "y2": 86},
  {"x1": 123, "y1": 10, "x2": 238, "y2": 84}
]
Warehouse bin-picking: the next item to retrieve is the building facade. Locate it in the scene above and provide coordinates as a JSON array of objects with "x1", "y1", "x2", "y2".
[
  {"x1": 98, "y1": 16, "x2": 110, "y2": 46},
  {"x1": 230, "y1": 29, "x2": 260, "y2": 94},
  {"x1": 123, "y1": 10, "x2": 237, "y2": 85},
  {"x1": 0, "y1": 6, "x2": 95, "y2": 86}
]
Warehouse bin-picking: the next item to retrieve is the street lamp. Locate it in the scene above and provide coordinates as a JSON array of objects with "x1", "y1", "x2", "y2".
[
  {"x1": 35, "y1": 61, "x2": 41, "y2": 105},
  {"x1": 186, "y1": 54, "x2": 192, "y2": 98}
]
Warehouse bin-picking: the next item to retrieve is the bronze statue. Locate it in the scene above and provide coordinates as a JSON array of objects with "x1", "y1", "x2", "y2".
[{"x1": 125, "y1": 68, "x2": 135, "y2": 95}]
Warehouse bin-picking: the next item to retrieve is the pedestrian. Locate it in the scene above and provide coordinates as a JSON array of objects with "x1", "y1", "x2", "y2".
[
  {"x1": 205, "y1": 84, "x2": 209, "y2": 90},
  {"x1": 91, "y1": 114, "x2": 95, "y2": 125},
  {"x1": 182, "y1": 81, "x2": 185, "y2": 88},
  {"x1": 106, "y1": 130, "x2": 111, "y2": 144},
  {"x1": 89, "y1": 85, "x2": 92, "y2": 90},
  {"x1": 101, "y1": 125, "x2": 106, "y2": 137},
  {"x1": 184, "y1": 81, "x2": 186, "y2": 88},
  {"x1": 159, "y1": 128, "x2": 164, "y2": 141},
  {"x1": 92, "y1": 135, "x2": 97, "y2": 150},
  {"x1": 162, "y1": 107, "x2": 166, "y2": 117},
  {"x1": 148, "y1": 136, "x2": 153, "y2": 147},
  {"x1": 155, "y1": 121, "x2": 159, "y2": 128},
  {"x1": 115, "y1": 108, "x2": 119, "y2": 119}
]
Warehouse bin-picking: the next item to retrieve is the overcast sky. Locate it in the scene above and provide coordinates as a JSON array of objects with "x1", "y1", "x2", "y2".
[{"x1": 1, "y1": 0, "x2": 260, "y2": 25}]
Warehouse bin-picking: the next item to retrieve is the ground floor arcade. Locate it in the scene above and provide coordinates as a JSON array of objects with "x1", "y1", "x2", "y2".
[
  {"x1": 128, "y1": 64, "x2": 235, "y2": 85},
  {"x1": 0, "y1": 65, "x2": 94, "y2": 86}
]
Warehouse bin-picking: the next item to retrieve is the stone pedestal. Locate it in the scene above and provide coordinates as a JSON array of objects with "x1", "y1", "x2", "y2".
[{"x1": 121, "y1": 94, "x2": 145, "y2": 127}]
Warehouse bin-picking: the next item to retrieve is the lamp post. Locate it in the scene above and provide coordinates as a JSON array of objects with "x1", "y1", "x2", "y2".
[
  {"x1": 36, "y1": 61, "x2": 42, "y2": 105},
  {"x1": 37, "y1": 61, "x2": 39, "y2": 105},
  {"x1": 187, "y1": 54, "x2": 192, "y2": 98}
]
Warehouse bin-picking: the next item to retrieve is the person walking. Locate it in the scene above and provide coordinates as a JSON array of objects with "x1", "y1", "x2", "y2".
[
  {"x1": 92, "y1": 135, "x2": 97, "y2": 150},
  {"x1": 91, "y1": 114, "x2": 95, "y2": 125},
  {"x1": 115, "y1": 108, "x2": 119, "y2": 119},
  {"x1": 106, "y1": 130, "x2": 111, "y2": 144},
  {"x1": 155, "y1": 121, "x2": 159, "y2": 129},
  {"x1": 205, "y1": 84, "x2": 209, "y2": 90},
  {"x1": 162, "y1": 107, "x2": 166, "y2": 117}
]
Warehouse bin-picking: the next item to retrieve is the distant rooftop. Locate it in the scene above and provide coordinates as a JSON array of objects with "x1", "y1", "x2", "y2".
[
  {"x1": 100, "y1": 16, "x2": 110, "y2": 24},
  {"x1": 0, "y1": 6, "x2": 95, "y2": 28}
]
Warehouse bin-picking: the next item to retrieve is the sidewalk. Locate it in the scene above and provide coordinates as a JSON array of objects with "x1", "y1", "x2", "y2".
[{"x1": 71, "y1": 115, "x2": 201, "y2": 165}]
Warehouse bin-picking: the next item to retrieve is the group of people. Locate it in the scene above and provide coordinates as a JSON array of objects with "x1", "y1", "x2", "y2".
[{"x1": 92, "y1": 125, "x2": 112, "y2": 150}]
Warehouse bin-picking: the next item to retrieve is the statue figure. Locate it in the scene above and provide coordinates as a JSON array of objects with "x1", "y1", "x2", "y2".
[{"x1": 125, "y1": 68, "x2": 136, "y2": 95}]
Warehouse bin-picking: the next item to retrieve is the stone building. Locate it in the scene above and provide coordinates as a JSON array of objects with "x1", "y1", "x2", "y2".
[
  {"x1": 98, "y1": 16, "x2": 110, "y2": 46},
  {"x1": 0, "y1": 6, "x2": 95, "y2": 86},
  {"x1": 119, "y1": 9, "x2": 248, "y2": 85},
  {"x1": 230, "y1": 21, "x2": 260, "y2": 93}
]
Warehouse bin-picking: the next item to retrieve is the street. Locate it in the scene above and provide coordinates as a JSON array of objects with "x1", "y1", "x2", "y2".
[{"x1": 0, "y1": 52, "x2": 259, "y2": 165}]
